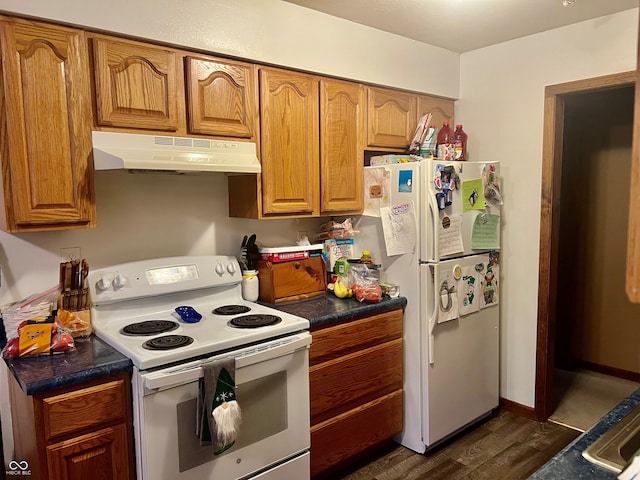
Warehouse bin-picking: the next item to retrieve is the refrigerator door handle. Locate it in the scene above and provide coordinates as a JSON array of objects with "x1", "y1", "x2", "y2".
[
  {"x1": 428, "y1": 263, "x2": 438, "y2": 365},
  {"x1": 428, "y1": 190, "x2": 439, "y2": 263}
]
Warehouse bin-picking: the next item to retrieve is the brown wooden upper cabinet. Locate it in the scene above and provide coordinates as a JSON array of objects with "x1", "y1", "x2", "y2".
[
  {"x1": 91, "y1": 35, "x2": 180, "y2": 131},
  {"x1": 259, "y1": 67, "x2": 319, "y2": 216},
  {"x1": 0, "y1": 17, "x2": 96, "y2": 232},
  {"x1": 320, "y1": 78, "x2": 365, "y2": 215},
  {"x1": 417, "y1": 94, "x2": 455, "y2": 133},
  {"x1": 366, "y1": 86, "x2": 455, "y2": 151},
  {"x1": 366, "y1": 86, "x2": 417, "y2": 149},
  {"x1": 228, "y1": 71, "x2": 366, "y2": 218},
  {"x1": 185, "y1": 55, "x2": 258, "y2": 140}
]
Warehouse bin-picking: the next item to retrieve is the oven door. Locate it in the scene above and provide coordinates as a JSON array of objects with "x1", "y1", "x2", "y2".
[{"x1": 133, "y1": 332, "x2": 311, "y2": 480}]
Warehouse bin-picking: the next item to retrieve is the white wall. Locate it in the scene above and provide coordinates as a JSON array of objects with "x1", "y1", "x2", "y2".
[{"x1": 458, "y1": 8, "x2": 639, "y2": 408}]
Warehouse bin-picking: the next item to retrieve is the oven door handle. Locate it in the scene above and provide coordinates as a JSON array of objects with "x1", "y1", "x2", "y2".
[{"x1": 142, "y1": 332, "x2": 311, "y2": 391}]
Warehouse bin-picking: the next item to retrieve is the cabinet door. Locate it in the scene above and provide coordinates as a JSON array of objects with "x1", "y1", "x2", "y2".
[
  {"x1": 417, "y1": 94, "x2": 455, "y2": 132},
  {"x1": 47, "y1": 424, "x2": 132, "y2": 480},
  {"x1": 628, "y1": 12, "x2": 640, "y2": 303},
  {"x1": 185, "y1": 56, "x2": 258, "y2": 139},
  {"x1": 320, "y1": 79, "x2": 364, "y2": 215},
  {"x1": 366, "y1": 86, "x2": 417, "y2": 149},
  {"x1": 259, "y1": 67, "x2": 319, "y2": 216},
  {"x1": 0, "y1": 18, "x2": 95, "y2": 231},
  {"x1": 92, "y1": 36, "x2": 179, "y2": 131}
]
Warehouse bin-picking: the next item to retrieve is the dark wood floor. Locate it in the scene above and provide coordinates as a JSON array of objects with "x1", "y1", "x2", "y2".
[{"x1": 335, "y1": 409, "x2": 581, "y2": 480}]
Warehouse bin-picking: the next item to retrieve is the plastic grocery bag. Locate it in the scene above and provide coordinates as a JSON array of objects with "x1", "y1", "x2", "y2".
[
  {"x1": 349, "y1": 264, "x2": 382, "y2": 303},
  {"x1": 2, "y1": 314, "x2": 75, "y2": 359}
]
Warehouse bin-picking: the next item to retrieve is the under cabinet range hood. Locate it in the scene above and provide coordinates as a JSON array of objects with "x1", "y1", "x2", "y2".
[{"x1": 91, "y1": 131, "x2": 261, "y2": 174}]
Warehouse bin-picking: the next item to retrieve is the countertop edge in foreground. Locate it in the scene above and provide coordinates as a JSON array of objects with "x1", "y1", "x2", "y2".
[{"x1": 530, "y1": 387, "x2": 640, "y2": 479}]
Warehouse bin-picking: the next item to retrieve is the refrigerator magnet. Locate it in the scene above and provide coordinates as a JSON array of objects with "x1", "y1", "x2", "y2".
[
  {"x1": 453, "y1": 264, "x2": 462, "y2": 280},
  {"x1": 369, "y1": 184, "x2": 382, "y2": 198},
  {"x1": 398, "y1": 170, "x2": 413, "y2": 192}
]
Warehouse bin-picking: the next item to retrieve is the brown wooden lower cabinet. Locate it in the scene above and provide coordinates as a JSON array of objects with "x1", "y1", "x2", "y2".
[
  {"x1": 47, "y1": 424, "x2": 131, "y2": 480},
  {"x1": 311, "y1": 390, "x2": 403, "y2": 477},
  {"x1": 8, "y1": 371, "x2": 134, "y2": 480},
  {"x1": 309, "y1": 308, "x2": 404, "y2": 478}
]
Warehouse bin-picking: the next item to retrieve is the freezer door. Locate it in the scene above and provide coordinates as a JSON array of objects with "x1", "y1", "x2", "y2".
[
  {"x1": 421, "y1": 161, "x2": 501, "y2": 262},
  {"x1": 421, "y1": 254, "x2": 499, "y2": 447},
  {"x1": 363, "y1": 162, "x2": 420, "y2": 219}
]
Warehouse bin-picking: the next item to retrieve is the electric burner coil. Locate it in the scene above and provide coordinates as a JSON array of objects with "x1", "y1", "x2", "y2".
[
  {"x1": 121, "y1": 320, "x2": 179, "y2": 336},
  {"x1": 142, "y1": 335, "x2": 194, "y2": 350},
  {"x1": 213, "y1": 305, "x2": 252, "y2": 315},
  {"x1": 229, "y1": 314, "x2": 282, "y2": 328}
]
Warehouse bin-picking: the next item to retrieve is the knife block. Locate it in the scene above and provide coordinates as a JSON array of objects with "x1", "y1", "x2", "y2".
[{"x1": 257, "y1": 257, "x2": 327, "y2": 303}]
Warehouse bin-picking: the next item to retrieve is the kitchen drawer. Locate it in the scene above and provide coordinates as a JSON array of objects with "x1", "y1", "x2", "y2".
[
  {"x1": 310, "y1": 309, "x2": 403, "y2": 366},
  {"x1": 257, "y1": 257, "x2": 326, "y2": 303},
  {"x1": 310, "y1": 338, "x2": 403, "y2": 423},
  {"x1": 310, "y1": 389, "x2": 403, "y2": 478},
  {"x1": 41, "y1": 378, "x2": 128, "y2": 441}
]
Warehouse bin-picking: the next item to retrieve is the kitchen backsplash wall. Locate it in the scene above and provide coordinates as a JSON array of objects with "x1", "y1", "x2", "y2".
[{"x1": 0, "y1": 171, "x2": 324, "y2": 307}]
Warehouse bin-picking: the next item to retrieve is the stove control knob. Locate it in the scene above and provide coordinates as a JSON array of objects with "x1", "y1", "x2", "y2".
[
  {"x1": 227, "y1": 263, "x2": 237, "y2": 275},
  {"x1": 215, "y1": 262, "x2": 225, "y2": 276},
  {"x1": 112, "y1": 274, "x2": 128, "y2": 290},
  {"x1": 96, "y1": 276, "x2": 112, "y2": 292}
]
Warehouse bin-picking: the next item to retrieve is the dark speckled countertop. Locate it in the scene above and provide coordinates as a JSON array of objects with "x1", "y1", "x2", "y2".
[
  {"x1": 5, "y1": 295, "x2": 404, "y2": 396},
  {"x1": 530, "y1": 387, "x2": 640, "y2": 479},
  {"x1": 261, "y1": 294, "x2": 407, "y2": 328},
  {"x1": 4, "y1": 335, "x2": 132, "y2": 395}
]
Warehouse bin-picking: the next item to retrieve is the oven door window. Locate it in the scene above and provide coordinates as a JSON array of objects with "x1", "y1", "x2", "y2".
[
  {"x1": 138, "y1": 347, "x2": 309, "y2": 480},
  {"x1": 176, "y1": 370, "x2": 287, "y2": 471}
]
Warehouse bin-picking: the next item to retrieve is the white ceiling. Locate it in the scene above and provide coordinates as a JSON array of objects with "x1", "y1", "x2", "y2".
[{"x1": 282, "y1": 0, "x2": 639, "y2": 53}]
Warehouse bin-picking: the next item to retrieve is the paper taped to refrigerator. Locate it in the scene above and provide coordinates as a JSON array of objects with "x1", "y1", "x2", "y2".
[
  {"x1": 462, "y1": 178, "x2": 485, "y2": 212},
  {"x1": 438, "y1": 269, "x2": 459, "y2": 323},
  {"x1": 458, "y1": 265, "x2": 480, "y2": 316},
  {"x1": 471, "y1": 213, "x2": 500, "y2": 250},
  {"x1": 363, "y1": 167, "x2": 390, "y2": 217},
  {"x1": 380, "y1": 202, "x2": 417, "y2": 256},
  {"x1": 438, "y1": 214, "x2": 464, "y2": 257},
  {"x1": 481, "y1": 264, "x2": 499, "y2": 308}
]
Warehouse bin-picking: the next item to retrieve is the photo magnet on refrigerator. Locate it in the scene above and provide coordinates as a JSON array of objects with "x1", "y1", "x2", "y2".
[{"x1": 398, "y1": 170, "x2": 413, "y2": 192}]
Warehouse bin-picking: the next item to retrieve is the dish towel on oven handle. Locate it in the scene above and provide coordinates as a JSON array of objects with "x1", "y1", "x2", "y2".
[{"x1": 197, "y1": 357, "x2": 241, "y2": 454}]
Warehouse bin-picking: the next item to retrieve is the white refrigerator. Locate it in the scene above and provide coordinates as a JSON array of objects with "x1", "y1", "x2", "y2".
[{"x1": 357, "y1": 159, "x2": 501, "y2": 453}]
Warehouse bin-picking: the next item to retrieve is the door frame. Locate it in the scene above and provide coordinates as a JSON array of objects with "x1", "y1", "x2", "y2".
[{"x1": 534, "y1": 71, "x2": 636, "y2": 421}]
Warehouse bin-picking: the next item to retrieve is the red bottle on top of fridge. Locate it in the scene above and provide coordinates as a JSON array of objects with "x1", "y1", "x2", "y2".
[
  {"x1": 454, "y1": 124, "x2": 468, "y2": 161},
  {"x1": 436, "y1": 122, "x2": 453, "y2": 160}
]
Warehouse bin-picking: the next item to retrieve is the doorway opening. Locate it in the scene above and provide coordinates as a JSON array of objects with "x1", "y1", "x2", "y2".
[{"x1": 535, "y1": 71, "x2": 640, "y2": 426}]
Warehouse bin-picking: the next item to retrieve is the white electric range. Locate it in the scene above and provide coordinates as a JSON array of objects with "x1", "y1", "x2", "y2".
[
  {"x1": 88, "y1": 255, "x2": 310, "y2": 369},
  {"x1": 88, "y1": 255, "x2": 312, "y2": 480}
]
